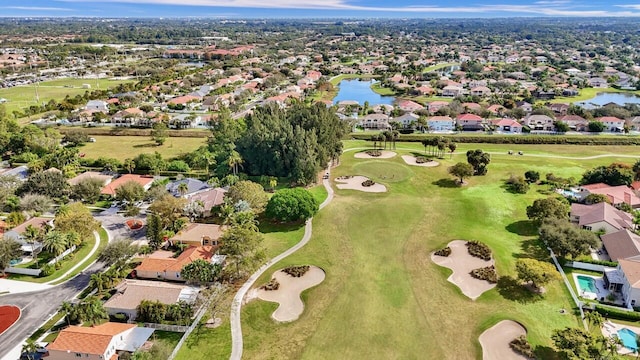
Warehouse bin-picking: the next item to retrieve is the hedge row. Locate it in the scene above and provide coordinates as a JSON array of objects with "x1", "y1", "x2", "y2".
[
  {"x1": 57, "y1": 127, "x2": 209, "y2": 138},
  {"x1": 594, "y1": 305, "x2": 640, "y2": 321},
  {"x1": 350, "y1": 133, "x2": 640, "y2": 145},
  {"x1": 573, "y1": 258, "x2": 618, "y2": 268}
]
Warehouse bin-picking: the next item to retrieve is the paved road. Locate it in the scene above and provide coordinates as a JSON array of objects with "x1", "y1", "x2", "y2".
[
  {"x1": 229, "y1": 173, "x2": 334, "y2": 360},
  {"x1": 0, "y1": 261, "x2": 105, "y2": 358}
]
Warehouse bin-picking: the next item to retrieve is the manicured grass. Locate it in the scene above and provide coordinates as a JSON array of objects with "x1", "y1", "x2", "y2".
[
  {"x1": 370, "y1": 82, "x2": 396, "y2": 96},
  {"x1": 0, "y1": 78, "x2": 134, "y2": 114},
  {"x1": 308, "y1": 184, "x2": 328, "y2": 205},
  {"x1": 422, "y1": 62, "x2": 460, "y2": 73},
  {"x1": 329, "y1": 74, "x2": 379, "y2": 86},
  {"x1": 153, "y1": 330, "x2": 183, "y2": 348},
  {"x1": 175, "y1": 319, "x2": 232, "y2": 360},
  {"x1": 50, "y1": 228, "x2": 109, "y2": 285},
  {"x1": 78, "y1": 135, "x2": 206, "y2": 161},
  {"x1": 414, "y1": 95, "x2": 454, "y2": 103},
  {"x1": 28, "y1": 312, "x2": 65, "y2": 341},
  {"x1": 236, "y1": 141, "x2": 638, "y2": 359},
  {"x1": 549, "y1": 87, "x2": 640, "y2": 104}
]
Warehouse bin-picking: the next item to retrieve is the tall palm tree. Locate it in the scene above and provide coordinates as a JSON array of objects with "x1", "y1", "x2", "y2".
[
  {"x1": 177, "y1": 183, "x2": 189, "y2": 197},
  {"x1": 23, "y1": 225, "x2": 41, "y2": 265},
  {"x1": 218, "y1": 203, "x2": 235, "y2": 225},
  {"x1": 391, "y1": 130, "x2": 400, "y2": 150},
  {"x1": 82, "y1": 296, "x2": 108, "y2": 326},
  {"x1": 60, "y1": 301, "x2": 75, "y2": 326},
  {"x1": 90, "y1": 273, "x2": 106, "y2": 294},
  {"x1": 227, "y1": 150, "x2": 243, "y2": 176},
  {"x1": 585, "y1": 311, "x2": 603, "y2": 331},
  {"x1": 43, "y1": 231, "x2": 67, "y2": 262},
  {"x1": 22, "y1": 339, "x2": 38, "y2": 360}
]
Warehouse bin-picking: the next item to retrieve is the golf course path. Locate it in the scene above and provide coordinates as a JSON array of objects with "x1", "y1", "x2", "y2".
[
  {"x1": 229, "y1": 171, "x2": 335, "y2": 360},
  {"x1": 344, "y1": 146, "x2": 640, "y2": 160}
]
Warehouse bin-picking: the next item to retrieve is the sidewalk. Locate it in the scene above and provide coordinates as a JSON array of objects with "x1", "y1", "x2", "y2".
[
  {"x1": 0, "y1": 279, "x2": 52, "y2": 295},
  {"x1": 44, "y1": 230, "x2": 102, "y2": 285}
]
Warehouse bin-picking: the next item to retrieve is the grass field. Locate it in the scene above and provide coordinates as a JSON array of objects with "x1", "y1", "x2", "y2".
[
  {"x1": 225, "y1": 141, "x2": 640, "y2": 360},
  {"x1": 422, "y1": 62, "x2": 460, "y2": 73},
  {"x1": 78, "y1": 135, "x2": 206, "y2": 161},
  {"x1": 0, "y1": 78, "x2": 134, "y2": 114}
]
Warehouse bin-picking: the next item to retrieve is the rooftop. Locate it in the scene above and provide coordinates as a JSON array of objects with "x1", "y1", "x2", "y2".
[{"x1": 48, "y1": 322, "x2": 136, "y2": 355}]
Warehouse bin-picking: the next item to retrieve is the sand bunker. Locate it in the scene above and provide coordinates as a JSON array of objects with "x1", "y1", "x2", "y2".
[
  {"x1": 401, "y1": 155, "x2": 440, "y2": 167},
  {"x1": 431, "y1": 240, "x2": 496, "y2": 300},
  {"x1": 479, "y1": 320, "x2": 528, "y2": 360},
  {"x1": 335, "y1": 176, "x2": 387, "y2": 193},
  {"x1": 256, "y1": 266, "x2": 325, "y2": 322},
  {"x1": 354, "y1": 150, "x2": 397, "y2": 159}
]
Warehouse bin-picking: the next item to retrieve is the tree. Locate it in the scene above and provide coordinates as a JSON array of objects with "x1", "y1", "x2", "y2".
[
  {"x1": 54, "y1": 202, "x2": 100, "y2": 240},
  {"x1": 585, "y1": 193, "x2": 611, "y2": 205},
  {"x1": 148, "y1": 194, "x2": 188, "y2": 232},
  {"x1": 526, "y1": 197, "x2": 569, "y2": 224},
  {"x1": 73, "y1": 178, "x2": 104, "y2": 203},
  {"x1": 115, "y1": 180, "x2": 145, "y2": 204},
  {"x1": 145, "y1": 213, "x2": 163, "y2": 249},
  {"x1": 539, "y1": 218, "x2": 600, "y2": 259},
  {"x1": 99, "y1": 239, "x2": 138, "y2": 264},
  {"x1": 505, "y1": 175, "x2": 530, "y2": 194},
  {"x1": 181, "y1": 259, "x2": 221, "y2": 284},
  {"x1": 22, "y1": 339, "x2": 38, "y2": 360},
  {"x1": 177, "y1": 183, "x2": 189, "y2": 197},
  {"x1": 588, "y1": 121, "x2": 605, "y2": 133},
  {"x1": 447, "y1": 143, "x2": 457, "y2": 159},
  {"x1": 18, "y1": 171, "x2": 69, "y2": 199},
  {"x1": 554, "y1": 121, "x2": 570, "y2": 133},
  {"x1": 81, "y1": 296, "x2": 108, "y2": 325},
  {"x1": 448, "y1": 162, "x2": 474, "y2": 184},
  {"x1": 515, "y1": 258, "x2": 560, "y2": 291},
  {"x1": 466, "y1": 149, "x2": 491, "y2": 175},
  {"x1": 151, "y1": 122, "x2": 168, "y2": 146},
  {"x1": 226, "y1": 180, "x2": 269, "y2": 213},
  {"x1": 524, "y1": 170, "x2": 540, "y2": 184},
  {"x1": 43, "y1": 231, "x2": 68, "y2": 261},
  {"x1": 19, "y1": 193, "x2": 53, "y2": 214},
  {"x1": 123, "y1": 159, "x2": 135, "y2": 174},
  {"x1": 585, "y1": 311, "x2": 603, "y2": 331},
  {"x1": 219, "y1": 226, "x2": 265, "y2": 278},
  {"x1": 22, "y1": 224, "x2": 42, "y2": 265},
  {"x1": 227, "y1": 150, "x2": 244, "y2": 176},
  {"x1": 265, "y1": 188, "x2": 319, "y2": 222},
  {"x1": 581, "y1": 163, "x2": 634, "y2": 187},
  {"x1": 0, "y1": 238, "x2": 22, "y2": 275},
  {"x1": 90, "y1": 272, "x2": 108, "y2": 294},
  {"x1": 137, "y1": 300, "x2": 167, "y2": 324},
  {"x1": 552, "y1": 327, "x2": 608, "y2": 360}
]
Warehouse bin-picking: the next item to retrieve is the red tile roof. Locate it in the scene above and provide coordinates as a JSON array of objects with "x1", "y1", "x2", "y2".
[
  {"x1": 135, "y1": 245, "x2": 215, "y2": 272},
  {"x1": 101, "y1": 174, "x2": 155, "y2": 196},
  {"x1": 48, "y1": 323, "x2": 135, "y2": 355}
]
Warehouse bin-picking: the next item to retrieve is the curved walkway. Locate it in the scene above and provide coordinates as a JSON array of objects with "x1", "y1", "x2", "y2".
[{"x1": 229, "y1": 174, "x2": 335, "y2": 360}]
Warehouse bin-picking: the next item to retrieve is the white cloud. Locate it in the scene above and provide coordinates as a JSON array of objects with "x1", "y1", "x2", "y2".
[{"x1": 3, "y1": 6, "x2": 73, "y2": 11}]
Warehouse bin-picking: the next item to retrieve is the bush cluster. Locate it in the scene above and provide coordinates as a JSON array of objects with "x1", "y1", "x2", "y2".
[
  {"x1": 434, "y1": 247, "x2": 452, "y2": 257},
  {"x1": 571, "y1": 258, "x2": 618, "y2": 268},
  {"x1": 594, "y1": 304, "x2": 640, "y2": 321},
  {"x1": 506, "y1": 175, "x2": 530, "y2": 194},
  {"x1": 509, "y1": 335, "x2": 535, "y2": 359},
  {"x1": 470, "y1": 265, "x2": 498, "y2": 283},
  {"x1": 262, "y1": 278, "x2": 280, "y2": 291},
  {"x1": 415, "y1": 156, "x2": 429, "y2": 164},
  {"x1": 283, "y1": 265, "x2": 310, "y2": 277},
  {"x1": 466, "y1": 241, "x2": 492, "y2": 261},
  {"x1": 366, "y1": 150, "x2": 382, "y2": 157},
  {"x1": 362, "y1": 179, "x2": 376, "y2": 187}
]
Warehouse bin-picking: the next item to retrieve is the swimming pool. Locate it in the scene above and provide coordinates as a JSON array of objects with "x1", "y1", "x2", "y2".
[
  {"x1": 577, "y1": 275, "x2": 598, "y2": 294},
  {"x1": 617, "y1": 328, "x2": 638, "y2": 350}
]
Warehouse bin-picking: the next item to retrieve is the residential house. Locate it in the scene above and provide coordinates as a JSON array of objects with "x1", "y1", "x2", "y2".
[
  {"x1": 558, "y1": 115, "x2": 588, "y2": 132},
  {"x1": 462, "y1": 102, "x2": 482, "y2": 113},
  {"x1": 4, "y1": 217, "x2": 52, "y2": 254},
  {"x1": 397, "y1": 100, "x2": 423, "y2": 113},
  {"x1": 84, "y1": 100, "x2": 108, "y2": 113},
  {"x1": 134, "y1": 246, "x2": 221, "y2": 282},
  {"x1": 47, "y1": 322, "x2": 153, "y2": 360},
  {"x1": 516, "y1": 101, "x2": 533, "y2": 114},
  {"x1": 549, "y1": 103, "x2": 569, "y2": 116},
  {"x1": 187, "y1": 187, "x2": 227, "y2": 216},
  {"x1": 470, "y1": 86, "x2": 491, "y2": 97},
  {"x1": 393, "y1": 112, "x2": 419, "y2": 129},
  {"x1": 428, "y1": 101, "x2": 449, "y2": 114},
  {"x1": 626, "y1": 116, "x2": 640, "y2": 131},
  {"x1": 486, "y1": 104, "x2": 505, "y2": 116},
  {"x1": 111, "y1": 108, "x2": 145, "y2": 127},
  {"x1": 67, "y1": 171, "x2": 113, "y2": 187},
  {"x1": 361, "y1": 113, "x2": 391, "y2": 130},
  {"x1": 525, "y1": 114, "x2": 554, "y2": 131},
  {"x1": 570, "y1": 202, "x2": 634, "y2": 234},
  {"x1": 415, "y1": 85, "x2": 435, "y2": 96},
  {"x1": 588, "y1": 77, "x2": 608, "y2": 88},
  {"x1": 104, "y1": 280, "x2": 199, "y2": 320},
  {"x1": 169, "y1": 223, "x2": 225, "y2": 247},
  {"x1": 427, "y1": 116, "x2": 455, "y2": 132},
  {"x1": 491, "y1": 118, "x2": 523, "y2": 133},
  {"x1": 607, "y1": 259, "x2": 640, "y2": 307},
  {"x1": 601, "y1": 229, "x2": 640, "y2": 261},
  {"x1": 441, "y1": 85, "x2": 464, "y2": 97},
  {"x1": 578, "y1": 183, "x2": 640, "y2": 209},
  {"x1": 101, "y1": 174, "x2": 155, "y2": 196},
  {"x1": 597, "y1": 117, "x2": 625, "y2": 132},
  {"x1": 456, "y1": 113, "x2": 484, "y2": 131},
  {"x1": 166, "y1": 178, "x2": 210, "y2": 197}
]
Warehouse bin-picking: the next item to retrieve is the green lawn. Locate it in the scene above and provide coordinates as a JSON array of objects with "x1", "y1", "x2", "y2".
[
  {"x1": 0, "y1": 78, "x2": 134, "y2": 114},
  {"x1": 233, "y1": 141, "x2": 640, "y2": 360},
  {"x1": 370, "y1": 82, "x2": 396, "y2": 96},
  {"x1": 329, "y1": 74, "x2": 379, "y2": 86},
  {"x1": 78, "y1": 135, "x2": 206, "y2": 161},
  {"x1": 549, "y1": 87, "x2": 640, "y2": 104},
  {"x1": 422, "y1": 62, "x2": 460, "y2": 73}
]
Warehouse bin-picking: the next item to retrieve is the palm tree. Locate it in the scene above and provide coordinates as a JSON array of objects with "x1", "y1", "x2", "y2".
[
  {"x1": 177, "y1": 183, "x2": 189, "y2": 197},
  {"x1": 23, "y1": 225, "x2": 41, "y2": 265},
  {"x1": 448, "y1": 143, "x2": 457, "y2": 159},
  {"x1": 60, "y1": 301, "x2": 76, "y2": 326},
  {"x1": 90, "y1": 273, "x2": 106, "y2": 294},
  {"x1": 43, "y1": 231, "x2": 67, "y2": 262},
  {"x1": 22, "y1": 339, "x2": 38, "y2": 360},
  {"x1": 218, "y1": 203, "x2": 235, "y2": 225},
  {"x1": 585, "y1": 311, "x2": 603, "y2": 331},
  {"x1": 227, "y1": 150, "x2": 243, "y2": 176},
  {"x1": 81, "y1": 296, "x2": 108, "y2": 326},
  {"x1": 391, "y1": 130, "x2": 400, "y2": 150}
]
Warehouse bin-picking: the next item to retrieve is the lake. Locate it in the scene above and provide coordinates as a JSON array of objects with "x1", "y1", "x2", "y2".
[
  {"x1": 332, "y1": 79, "x2": 395, "y2": 105},
  {"x1": 576, "y1": 92, "x2": 640, "y2": 109}
]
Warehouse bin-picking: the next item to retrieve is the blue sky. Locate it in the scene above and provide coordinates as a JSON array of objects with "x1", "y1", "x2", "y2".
[{"x1": 5, "y1": 0, "x2": 640, "y2": 17}]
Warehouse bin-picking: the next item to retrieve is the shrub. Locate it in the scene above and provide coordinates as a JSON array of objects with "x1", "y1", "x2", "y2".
[
  {"x1": 415, "y1": 156, "x2": 428, "y2": 164},
  {"x1": 470, "y1": 265, "x2": 498, "y2": 283},
  {"x1": 506, "y1": 175, "x2": 530, "y2": 194},
  {"x1": 509, "y1": 335, "x2": 535, "y2": 359},
  {"x1": 283, "y1": 265, "x2": 310, "y2": 277},
  {"x1": 366, "y1": 150, "x2": 381, "y2": 157},
  {"x1": 434, "y1": 247, "x2": 452, "y2": 257},
  {"x1": 40, "y1": 264, "x2": 55, "y2": 277},
  {"x1": 262, "y1": 278, "x2": 280, "y2": 291},
  {"x1": 594, "y1": 304, "x2": 640, "y2": 321},
  {"x1": 466, "y1": 241, "x2": 492, "y2": 261},
  {"x1": 570, "y1": 258, "x2": 618, "y2": 268},
  {"x1": 362, "y1": 179, "x2": 376, "y2": 187},
  {"x1": 110, "y1": 313, "x2": 129, "y2": 323}
]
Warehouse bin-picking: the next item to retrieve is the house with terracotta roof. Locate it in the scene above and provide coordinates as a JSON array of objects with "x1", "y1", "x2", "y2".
[
  {"x1": 427, "y1": 101, "x2": 449, "y2": 114},
  {"x1": 558, "y1": 115, "x2": 588, "y2": 132},
  {"x1": 456, "y1": 113, "x2": 484, "y2": 131},
  {"x1": 67, "y1": 171, "x2": 113, "y2": 187},
  {"x1": 525, "y1": 114, "x2": 555, "y2": 131},
  {"x1": 169, "y1": 223, "x2": 225, "y2": 247},
  {"x1": 491, "y1": 118, "x2": 523, "y2": 133},
  {"x1": 396, "y1": 99, "x2": 423, "y2": 112},
  {"x1": 470, "y1": 86, "x2": 491, "y2": 96},
  {"x1": 101, "y1": 175, "x2": 156, "y2": 196},
  {"x1": 578, "y1": 183, "x2": 640, "y2": 209},
  {"x1": 597, "y1": 116, "x2": 625, "y2": 132},
  {"x1": 104, "y1": 279, "x2": 199, "y2": 319},
  {"x1": 135, "y1": 245, "x2": 220, "y2": 282},
  {"x1": 570, "y1": 202, "x2": 634, "y2": 234},
  {"x1": 47, "y1": 322, "x2": 154, "y2": 360}
]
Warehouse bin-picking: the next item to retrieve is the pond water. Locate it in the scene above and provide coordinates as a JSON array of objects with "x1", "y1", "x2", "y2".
[
  {"x1": 332, "y1": 79, "x2": 395, "y2": 105},
  {"x1": 576, "y1": 92, "x2": 640, "y2": 109}
]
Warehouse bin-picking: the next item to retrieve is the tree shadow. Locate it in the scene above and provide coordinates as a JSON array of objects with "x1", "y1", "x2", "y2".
[
  {"x1": 497, "y1": 276, "x2": 543, "y2": 304},
  {"x1": 432, "y1": 178, "x2": 459, "y2": 188},
  {"x1": 258, "y1": 220, "x2": 305, "y2": 234},
  {"x1": 505, "y1": 220, "x2": 538, "y2": 236},
  {"x1": 534, "y1": 346, "x2": 558, "y2": 360},
  {"x1": 514, "y1": 238, "x2": 550, "y2": 261},
  {"x1": 132, "y1": 143, "x2": 159, "y2": 148}
]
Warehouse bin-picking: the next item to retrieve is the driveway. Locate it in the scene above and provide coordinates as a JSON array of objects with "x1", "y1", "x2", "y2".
[{"x1": 94, "y1": 210, "x2": 146, "y2": 242}]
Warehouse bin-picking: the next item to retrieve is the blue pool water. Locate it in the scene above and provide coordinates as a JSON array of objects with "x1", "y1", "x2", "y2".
[
  {"x1": 332, "y1": 79, "x2": 395, "y2": 105},
  {"x1": 618, "y1": 328, "x2": 638, "y2": 350},
  {"x1": 577, "y1": 275, "x2": 598, "y2": 294},
  {"x1": 9, "y1": 259, "x2": 20, "y2": 266}
]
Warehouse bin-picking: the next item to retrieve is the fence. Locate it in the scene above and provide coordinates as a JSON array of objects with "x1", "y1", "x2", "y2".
[
  {"x1": 565, "y1": 261, "x2": 609, "y2": 273},
  {"x1": 143, "y1": 323, "x2": 189, "y2": 332},
  {"x1": 548, "y1": 248, "x2": 588, "y2": 330},
  {"x1": 47, "y1": 246, "x2": 77, "y2": 266},
  {"x1": 4, "y1": 267, "x2": 41, "y2": 276}
]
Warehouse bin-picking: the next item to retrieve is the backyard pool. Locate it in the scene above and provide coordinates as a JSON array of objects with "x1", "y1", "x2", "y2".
[
  {"x1": 577, "y1": 275, "x2": 598, "y2": 294},
  {"x1": 617, "y1": 328, "x2": 638, "y2": 351}
]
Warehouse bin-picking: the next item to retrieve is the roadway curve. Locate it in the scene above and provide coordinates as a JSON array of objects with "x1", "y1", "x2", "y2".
[{"x1": 229, "y1": 175, "x2": 334, "y2": 360}]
